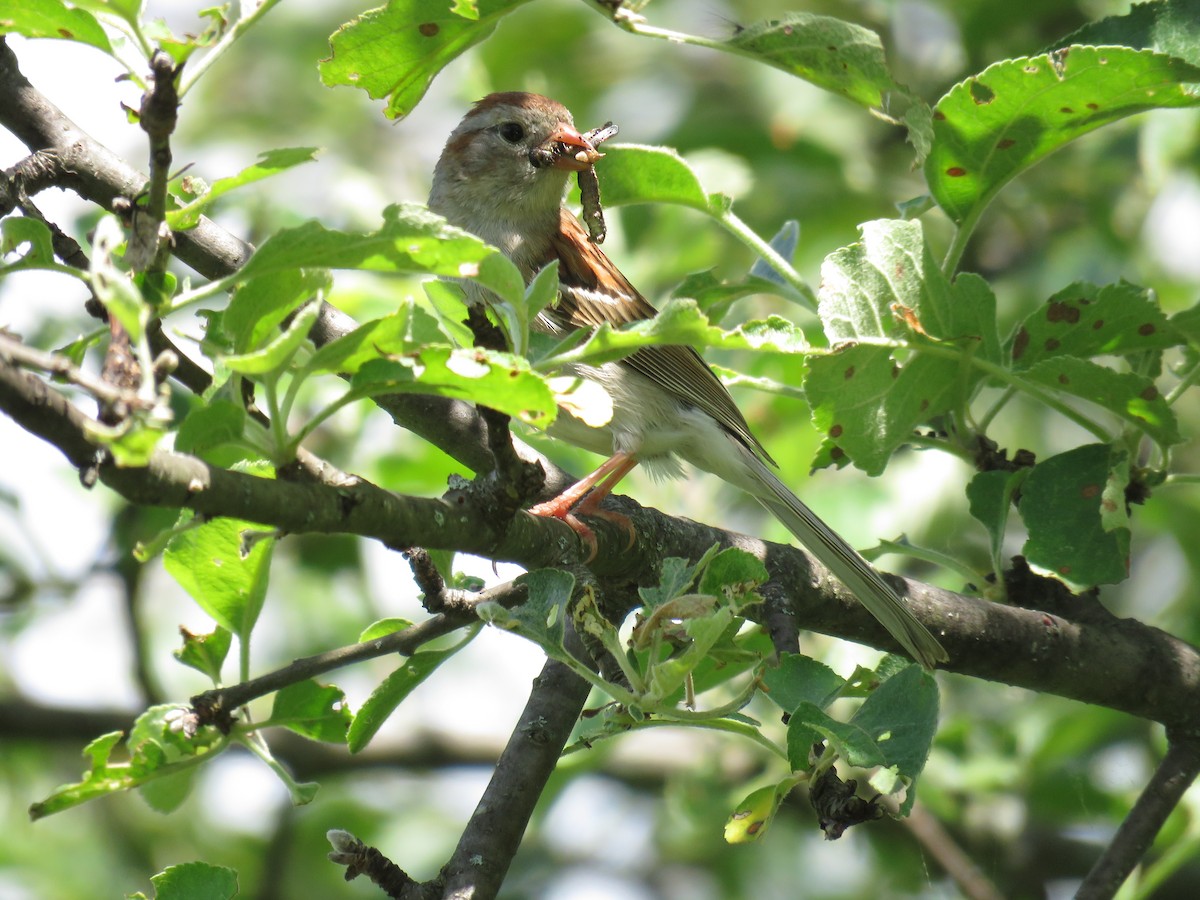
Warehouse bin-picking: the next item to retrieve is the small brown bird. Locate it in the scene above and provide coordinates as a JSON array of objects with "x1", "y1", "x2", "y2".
[{"x1": 429, "y1": 91, "x2": 946, "y2": 669}]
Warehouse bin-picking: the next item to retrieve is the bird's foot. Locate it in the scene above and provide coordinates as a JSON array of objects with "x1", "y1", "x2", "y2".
[{"x1": 528, "y1": 496, "x2": 636, "y2": 562}]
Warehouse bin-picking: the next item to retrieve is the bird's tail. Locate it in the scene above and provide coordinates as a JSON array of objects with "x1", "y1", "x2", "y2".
[{"x1": 735, "y1": 445, "x2": 947, "y2": 669}]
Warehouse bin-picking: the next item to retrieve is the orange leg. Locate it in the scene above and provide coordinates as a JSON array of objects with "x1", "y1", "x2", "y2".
[{"x1": 528, "y1": 452, "x2": 639, "y2": 557}]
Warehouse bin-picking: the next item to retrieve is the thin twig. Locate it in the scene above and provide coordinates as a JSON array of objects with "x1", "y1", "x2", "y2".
[
  {"x1": 190, "y1": 580, "x2": 528, "y2": 719},
  {"x1": 0, "y1": 330, "x2": 149, "y2": 411},
  {"x1": 1076, "y1": 731, "x2": 1200, "y2": 899}
]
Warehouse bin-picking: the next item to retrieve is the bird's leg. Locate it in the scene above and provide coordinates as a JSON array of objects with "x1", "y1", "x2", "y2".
[{"x1": 528, "y1": 452, "x2": 639, "y2": 556}]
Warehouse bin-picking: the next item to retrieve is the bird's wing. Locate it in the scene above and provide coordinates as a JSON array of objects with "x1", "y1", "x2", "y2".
[{"x1": 547, "y1": 210, "x2": 774, "y2": 464}]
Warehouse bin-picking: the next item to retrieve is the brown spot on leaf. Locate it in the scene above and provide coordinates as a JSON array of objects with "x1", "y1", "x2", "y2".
[
  {"x1": 1087, "y1": 102, "x2": 1099, "y2": 110},
  {"x1": 1060, "y1": 106, "x2": 1074, "y2": 114},
  {"x1": 844, "y1": 365, "x2": 856, "y2": 380},
  {"x1": 1140, "y1": 385, "x2": 1159, "y2": 401},
  {"x1": 58, "y1": 28, "x2": 74, "y2": 38},
  {"x1": 1044, "y1": 338, "x2": 1061, "y2": 352},
  {"x1": 1138, "y1": 323, "x2": 1156, "y2": 336},
  {"x1": 1092, "y1": 319, "x2": 1105, "y2": 330},
  {"x1": 1102, "y1": 498, "x2": 1117, "y2": 512},
  {"x1": 419, "y1": 22, "x2": 440, "y2": 36},
  {"x1": 933, "y1": 110, "x2": 946, "y2": 121},
  {"x1": 1047, "y1": 300, "x2": 1080, "y2": 323},
  {"x1": 829, "y1": 424, "x2": 844, "y2": 439},
  {"x1": 997, "y1": 138, "x2": 1016, "y2": 149},
  {"x1": 1058, "y1": 565, "x2": 1072, "y2": 575},
  {"x1": 1058, "y1": 373, "x2": 1070, "y2": 385},
  {"x1": 1012, "y1": 327, "x2": 1030, "y2": 360},
  {"x1": 946, "y1": 166, "x2": 967, "y2": 177},
  {"x1": 1024, "y1": 64, "x2": 1040, "y2": 73},
  {"x1": 830, "y1": 446, "x2": 845, "y2": 461},
  {"x1": 920, "y1": 399, "x2": 929, "y2": 411},
  {"x1": 1081, "y1": 484, "x2": 1100, "y2": 499}
]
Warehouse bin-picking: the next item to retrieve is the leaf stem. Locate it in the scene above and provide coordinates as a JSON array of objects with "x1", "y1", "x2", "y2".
[
  {"x1": 716, "y1": 209, "x2": 818, "y2": 312},
  {"x1": 178, "y1": 0, "x2": 286, "y2": 97}
]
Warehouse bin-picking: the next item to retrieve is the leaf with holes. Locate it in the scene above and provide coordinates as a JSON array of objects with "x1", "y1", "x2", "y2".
[
  {"x1": 1051, "y1": 0, "x2": 1200, "y2": 66},
  {"x1": 807, "y1": 219, "x2": 1001, "y2": 474},
  {"x1": 926, "y1": 47, "x2": 1200, "y2": 225}
]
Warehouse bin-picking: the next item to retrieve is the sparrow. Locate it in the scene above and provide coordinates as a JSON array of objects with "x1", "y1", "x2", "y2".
[{"x1": 428, "y1": 91, "x2": 946, "y2": 669}]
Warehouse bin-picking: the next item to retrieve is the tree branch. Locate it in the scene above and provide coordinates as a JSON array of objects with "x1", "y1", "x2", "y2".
[
  {"x1": 438, "y1": 630, "x2": 593, "y2": 899},
  {"x1": 4, "y1": 352, "x2": 1200, "y2": 733},
  {"x1": 1076, "y1": 730, "x2": 1200, "y2": 899}
]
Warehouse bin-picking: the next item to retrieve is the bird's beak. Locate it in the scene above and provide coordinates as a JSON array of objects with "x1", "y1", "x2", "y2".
[{"x1": 541, "y1": 125, "x2": 604, "y2": 171}]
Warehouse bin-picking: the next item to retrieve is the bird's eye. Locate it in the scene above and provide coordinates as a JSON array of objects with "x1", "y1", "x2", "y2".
[{"x1": 498, "y1": 122, "x2": 525, "y2": 143}]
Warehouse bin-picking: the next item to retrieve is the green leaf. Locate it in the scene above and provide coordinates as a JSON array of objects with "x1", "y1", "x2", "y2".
[
  {"x1": 536, "y1": 299, "x2": 807, "y2": 372},
  {"x1": 29, "y1": 731, "x2": 121, "y2": 819},
  {"x1": 31, "y1": 706, "x2": 224, "y2": 820},
  {"x1": 222, "y1": 269, "x2": 332, "y2": 355},
  {"x1": 762, "y1": 653, "x2": 847, "y2": 714},
  {"x1": 162, "y1": 513, "x2": 275, "y2": 640},
  {"x1": 808, "y1": 218, "x2": 1001, "y2": 473},
  {"x1": 350, "y1": 345, "x2": 558, "y2": 428},
  {"x1": 638, "y1": 546, "x2": 720, "y2": 610},
  {"x1": 725, "y1": 13, "x2": 907, "y2": 111},
  {"x1": 1008, "y1": 280, "x2": 1181, "y2": 369},
  {"x1": 592, "y1": 145, "x2": 713, "y2": 212},
  {"x1": 1019, "y1": 443, "x2": 1131, "y2": 589},
  {"x1": 172, "y1": 626, "x2": 233, "y2": 683},
  {"x1": 320, "y1": 0, "x2": 534, "y2": 119},
  {"x1": 786, "y1": 701, "x2": 885, "y2": 772},
  {"x1": 697, "y1": 547, "x2": 769, "y2": 600},
  {"x1": 0, "y1": 215, "x2": 58, "y2": 270},
  {"x1": 90, "y1": 215, "x2": 148, "y2": 341},
  {"x1": 926, "y1": 47, "x2": 1200, "y2": 225},
  {"x1": 0, "y1": 0, "x2": 114, "y2": 53},
  {"x1": 850, "y1": 664, "x2": 939, "y2": 810},
  {"x1": 304, "y1": 309, "x2": 412, "y2": 376},
  {"x1": 1023, "y1": 356, "x2": 1180, "y2": 447},
  {"x1": 358, "y1": 617, "x2": 414, "y2": 642},
  {"x1": 672, "y1": 269, "x2": 791, "y2": 324},
  {"x1": 174, "y1": 400, "x2": 247, "y2": 456},
  {"x1": 142, "y1": 862, "x2": 239, "y2": 900},
  {"x1": 724, "y1": 780, "x2": 794, "y2": 843},
  {"x1": 346, "y1": 625, "x2": 480, "y2": 752},
  {"x1": 966, "y1": 469, "x2": 1027, "y2": 569},
  {"x1": 270, "y1": 680, "x2": 353, "y2": 743},
  {"x1": 221, "y1": 300, "x2": 321, "y2": 376},
  {"x1": 1051, "y1": 0, "x2": 1200, "y2": 67},
  {"x1": 97, "y1": 420, "x2": 169, "y2": 468},
  {"x1": 235, "y1": 203, "x2": 523, "y2": 305},
  {"x1": 166, "y1": 148, "x2": 319, "y2": 230},
  {"x1": 477, "y1": 568, "x2": 574, "y2": 658}
]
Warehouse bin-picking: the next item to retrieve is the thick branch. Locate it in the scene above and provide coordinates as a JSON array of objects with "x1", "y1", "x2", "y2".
[
  {"x1": 439, "y1": 637, "x2": 592, "y2": 898},
  {"x1": 4, "y1": 354, "x2": 1200, "y2": 733}
]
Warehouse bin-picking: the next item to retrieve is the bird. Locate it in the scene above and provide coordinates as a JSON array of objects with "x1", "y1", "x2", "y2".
[{"x1": 428, "y1": 91, "x2": 947, "y2": 669}]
